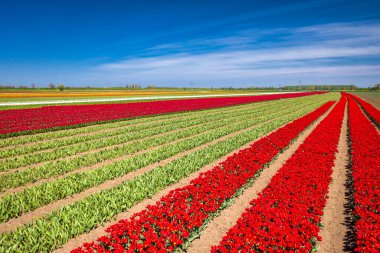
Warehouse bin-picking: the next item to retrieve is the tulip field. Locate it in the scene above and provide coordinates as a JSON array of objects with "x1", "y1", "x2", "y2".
[{"x1": 0, "y1": 92, "x2": 378, "y2": 252}]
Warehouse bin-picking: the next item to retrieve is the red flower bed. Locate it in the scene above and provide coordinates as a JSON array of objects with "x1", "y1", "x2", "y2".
[
  {"x1": 350, "y1": 94, "x2": 380, "y2": 124},
  {"x1": 71, "y1": 101, "x2": 334, "y2": 253},
  {"x1": 347, "y1": 95, "x2": 380, "y2": 253},
  {"x1": 0, "y1": 92, "x2": 323, "y2": 134},
  {"x1": 212, "y1": 95, "x2": 346, "y2": 252}
]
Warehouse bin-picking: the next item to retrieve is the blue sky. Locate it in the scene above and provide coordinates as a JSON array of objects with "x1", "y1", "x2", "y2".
[{"x1": 1, "y1": 0, "x2": 380, "y2": 87}]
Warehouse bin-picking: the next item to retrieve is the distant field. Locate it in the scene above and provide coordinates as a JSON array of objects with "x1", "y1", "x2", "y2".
[
  {"x1": 0, "y1": 89, "x2": 280, "y2": 110},
  {"x1": 0, "y1": 88, "x2": 261, "y2": 99}
]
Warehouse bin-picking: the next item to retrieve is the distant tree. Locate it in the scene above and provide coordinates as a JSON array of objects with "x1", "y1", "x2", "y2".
[
  {"x1": 31, "y1": 83, "x2": 36, "y2": 89},
  {"x1": 147, "y1": 84, "x2": 156, "y2": 89},
  {"x1": 375, "y1": 83, "x2": 380, "y2": 90},
  {"x1": 126, "y1": 84, "x2": 141, "y2": 89},
  {"x1": 48, "y1": 83, "x2": 56, "y2": 89},
  {"x1": 0, "y1": 85, "x2": 15, "y2": 89},
  {"x1": 58, "y1": 84, "x2": 65, "y2": 91}
]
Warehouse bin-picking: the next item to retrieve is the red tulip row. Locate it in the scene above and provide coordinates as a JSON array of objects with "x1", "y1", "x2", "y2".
[
  {"x1": 0, "y1": 92, "x2": 324, "y2": 134},
  {"x1": 212, "y1": 95, "x2": 346, "y2": 252},
  {"x1": 350, "y1": 94, "x2": 380, "y2": 124},
  {"x1": 71, "y1": 101, "x2": 334, "y2": 253},
  {"x1": 347, "y1": 95, "x2": 380, "y2": 252}
]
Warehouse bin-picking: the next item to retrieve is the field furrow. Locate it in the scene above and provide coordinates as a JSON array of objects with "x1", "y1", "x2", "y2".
[{"x1": 316, "y1": 100, "x2": 349, "y2": 252}]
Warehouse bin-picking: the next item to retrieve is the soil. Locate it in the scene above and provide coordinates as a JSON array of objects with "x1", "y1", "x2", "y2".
[{"x1": 316, "y1": 102, "x2": 349, "y2": 253}]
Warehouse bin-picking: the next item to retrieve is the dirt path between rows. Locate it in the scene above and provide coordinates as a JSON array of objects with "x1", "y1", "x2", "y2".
[
  {"x1": 53, "y1": 101, "x2": 335, "y2": 253},
  {"x1": 0, "y1": 110, "x2": 277, "y2": 197},
  {"x1": 316, "y1": 99, "x2": 349, "y2": 253},
  {"x1": 0, "y1": 110, "x2": 296, "y2": 234},
  {"x1": 186, "y1": 100, "x2": 336, "y2": 253}
]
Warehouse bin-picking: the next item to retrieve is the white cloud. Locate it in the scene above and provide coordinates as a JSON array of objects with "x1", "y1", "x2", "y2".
[
  {"x1": 87, "y1": 21, "x2": 380, "y2": 86},
  {"x1": 97, "y1": 46, "x2": 380, "y2": 78}
]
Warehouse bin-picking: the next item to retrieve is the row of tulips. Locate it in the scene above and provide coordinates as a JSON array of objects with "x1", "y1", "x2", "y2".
[
  {"x1": 346, "y1": 94, "x2": 380, "y2": 252},
  {"x1": 72, "y1": 101, "x2": 334, "y2": 252},
  {"x1": 0, "y1": 92, "x2": 324, "y2": 135},
  {"x1": 213, "y1": 95, "x2": 346, "y2": 252}
]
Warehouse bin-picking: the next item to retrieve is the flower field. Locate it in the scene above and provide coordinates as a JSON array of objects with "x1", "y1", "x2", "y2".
[{"x1": 0, "y1": 92, "x2": 378, "y2": 253}]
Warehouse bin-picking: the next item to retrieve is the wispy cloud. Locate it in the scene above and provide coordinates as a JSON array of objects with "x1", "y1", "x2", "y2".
[
  {"x1": 100, "y1": 46, "x2": 380, "y2": 72},
  {"x1": 92, "y1": 21, "x2": 380, "y2": 86},
  {"x1": 109, "y1": 0, "x2": 332, "y2": 52},
  {"x1": 144, "y1": 32, "x2": 260, "y2": 55}
]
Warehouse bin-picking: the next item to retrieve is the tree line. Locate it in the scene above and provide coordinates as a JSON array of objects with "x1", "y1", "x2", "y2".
[{"x1": 0, "y1": 83, "x2": 379, "y2": 91}]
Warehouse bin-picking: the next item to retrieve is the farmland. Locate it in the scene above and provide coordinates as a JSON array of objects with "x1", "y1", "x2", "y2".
[
  {"x1": 0, "y1": 91, "x2": 379, "y2": 253},
  {"x1": 0, "y1": 89, "x2": 271, "y2": 110}
]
